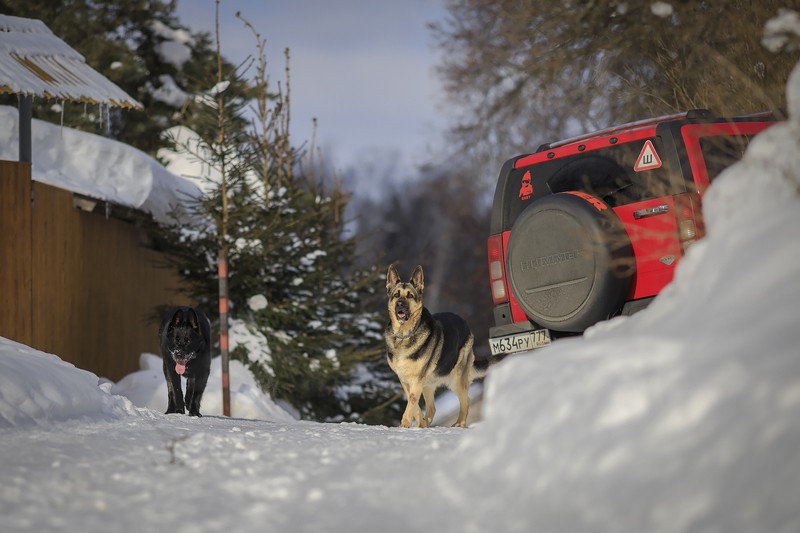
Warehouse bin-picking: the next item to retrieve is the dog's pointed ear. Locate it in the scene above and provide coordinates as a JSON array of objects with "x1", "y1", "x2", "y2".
[
  {"x1": 170, "y1": 308, "x2": 183, "y2": 327},
  {"x1": 410, "y1": 265, "x2": 424, "y2": 294},
  {"x1": 188, "y1": 308, "x2": 199, "y2": 330},
  {"x1": 386, "y1": 265, "x2": 401, "y2": 294}
]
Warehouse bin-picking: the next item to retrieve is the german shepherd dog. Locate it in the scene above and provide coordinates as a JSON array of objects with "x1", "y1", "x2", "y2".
[
  {"x1": 385, "y1": 265, "x2": 488, "y2": 428},
  {"x1": 158, "y1": 307, "x2": 211, "y2": 416}
]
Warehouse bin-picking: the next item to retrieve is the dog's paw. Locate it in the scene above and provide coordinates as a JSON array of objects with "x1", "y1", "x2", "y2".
[
  {"x1": 188, "y1": 410, "x2": 202, "y2": 417},
  {"x1": 165, "y1": 407, "x2": 185, "y2": 415},
  {"x1": 400, "y1": 417, "x2": 412, "y2": 428},
  {"x1": 451, "y1": 420, "x2": 467, "y2": 428}
]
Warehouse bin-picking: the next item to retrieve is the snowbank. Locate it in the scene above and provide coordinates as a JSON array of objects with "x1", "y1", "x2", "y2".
[
  {"x1": 0, "y1": 337, "x2": 294, "y2": 428},
  {"x1": 443, "y1": 64, "x2": 800, "y2": 533},
  {"x1": 0, "y1": 105, "x2": 200, "y2": 223},
  {"x1": 0, "y1": 337, "x2": 141, "y2": 428}
]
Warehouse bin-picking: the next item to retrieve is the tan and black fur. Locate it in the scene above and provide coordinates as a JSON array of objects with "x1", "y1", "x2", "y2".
[{"x1": 385, "y1": 265, "x2": 489, "y2": 428}]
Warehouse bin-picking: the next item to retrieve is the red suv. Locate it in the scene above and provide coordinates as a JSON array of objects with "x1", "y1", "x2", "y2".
[{"x1": 487, "y1": 109, "x2": 780, "y2": 356}]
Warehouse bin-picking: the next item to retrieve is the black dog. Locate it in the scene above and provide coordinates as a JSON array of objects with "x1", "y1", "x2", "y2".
[{"x1": 158, "y1": 307, "x2": 211, "y2": 416}]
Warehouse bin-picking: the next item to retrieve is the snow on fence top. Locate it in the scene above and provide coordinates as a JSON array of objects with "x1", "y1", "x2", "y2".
[
  {"x1": 0, "y1": 105, "x2": 201, "y2": 224},
  {"x1": 0, "y1": 14, "x2": 141, "y2": 109}
]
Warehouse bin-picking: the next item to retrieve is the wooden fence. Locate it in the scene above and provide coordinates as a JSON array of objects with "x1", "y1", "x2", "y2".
[{"x1": 1, "y1": 160, "x2": 190, "y2": 381}]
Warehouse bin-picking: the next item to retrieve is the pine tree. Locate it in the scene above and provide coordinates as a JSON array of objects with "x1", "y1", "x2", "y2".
[{"x1": 151, "y1": 18, "x2": 396, "y2": 423}]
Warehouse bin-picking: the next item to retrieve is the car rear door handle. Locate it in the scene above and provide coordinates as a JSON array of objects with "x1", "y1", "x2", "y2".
[{"x1": 633, "y1": 204, "x2": 669, "y2": 219}]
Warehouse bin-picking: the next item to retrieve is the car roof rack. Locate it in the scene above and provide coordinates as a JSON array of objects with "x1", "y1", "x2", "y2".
[
  {"x1": 539, "y1": 109, "x2": 712, "y2": 151},
  {"x1": 732, "y1": 109, "x2": 786, "y2": 121}
]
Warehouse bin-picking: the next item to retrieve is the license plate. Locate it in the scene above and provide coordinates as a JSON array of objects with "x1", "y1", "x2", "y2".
[{"x1": 489, "y1": 329, "x2": 551, "y2": 356}]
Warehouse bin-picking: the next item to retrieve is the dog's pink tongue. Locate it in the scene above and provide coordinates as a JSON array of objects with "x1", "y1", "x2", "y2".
[{"x1": 175, "y1": 362, "x2": 186, "y2": 375}]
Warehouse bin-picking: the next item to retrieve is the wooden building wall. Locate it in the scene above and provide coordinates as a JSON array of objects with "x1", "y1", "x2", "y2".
[
  {"x1": 1, "y1": 160, "x2": 190, "y2": 381},
  {"x1": 0, "y1": 161, "x2": 33, "y2": 347}
]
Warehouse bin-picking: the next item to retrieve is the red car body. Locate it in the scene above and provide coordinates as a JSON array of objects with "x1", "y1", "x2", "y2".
[{"x1": 487, "y1": 110, "x2": 780, "y2": 355}]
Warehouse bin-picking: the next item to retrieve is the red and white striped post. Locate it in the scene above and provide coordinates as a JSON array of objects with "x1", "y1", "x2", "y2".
[{"x1": 218, "y1": 250, "x2": 231, "y2": 416}]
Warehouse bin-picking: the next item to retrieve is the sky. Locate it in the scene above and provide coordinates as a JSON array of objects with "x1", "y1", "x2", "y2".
[
  {"x1": 1, "y1": 52, "x2": 799, "y2": 529},
  {"x1": 174, "y1": 0, "x2": 451, "y2": 185}
]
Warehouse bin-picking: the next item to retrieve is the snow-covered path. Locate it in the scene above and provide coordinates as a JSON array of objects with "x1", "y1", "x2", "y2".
[{"x1": 0, "y1": 414, "x2": 463, "y2": 532}]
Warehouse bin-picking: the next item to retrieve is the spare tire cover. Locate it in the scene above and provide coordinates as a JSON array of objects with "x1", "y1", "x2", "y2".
[{"x1": 506, "y1": 192, "x2": 634, "y2": 332}]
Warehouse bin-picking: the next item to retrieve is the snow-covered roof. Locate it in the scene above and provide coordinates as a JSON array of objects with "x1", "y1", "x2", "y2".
[{"x1": 0, "y1": 14, "x2": 141, "y2": 109}]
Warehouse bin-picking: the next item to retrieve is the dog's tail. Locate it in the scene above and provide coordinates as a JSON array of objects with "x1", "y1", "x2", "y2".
[{"x1": 472, "y1": 353, "x2": 509, "y2": 379}]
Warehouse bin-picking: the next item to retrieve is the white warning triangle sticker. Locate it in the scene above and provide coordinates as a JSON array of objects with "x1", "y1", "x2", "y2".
[{"x1": 634, "y1": 139, "x2": 662, "y2": 172}]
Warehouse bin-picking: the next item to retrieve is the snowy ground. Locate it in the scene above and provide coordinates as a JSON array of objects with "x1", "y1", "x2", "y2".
[
  {"x1": 0, "y1": 409, "x2": 467, "y2": 532},
  {"x1": 3, "y1": 38, "x2": 800, "y2": 533}
]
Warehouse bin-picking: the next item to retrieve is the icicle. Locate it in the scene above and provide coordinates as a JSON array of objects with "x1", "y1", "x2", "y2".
[
  {"x1": 60, "y1": 100, "x2": 65, "y2": 138},
  {"x1": 103, "y1": 103, "x2": 109, "y2": 134}
]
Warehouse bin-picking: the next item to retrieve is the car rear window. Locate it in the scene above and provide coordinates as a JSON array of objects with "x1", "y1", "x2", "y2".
[
  {"x1": 504, "y1": 138, "x2": 673, "y2": 228},
  {"x1": 699, "y1": 135, "x2": 754, "y2": 182}
]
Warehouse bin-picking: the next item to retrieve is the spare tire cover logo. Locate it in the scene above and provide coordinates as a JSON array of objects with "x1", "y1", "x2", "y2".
[{"x1": 520, "y1": 249, "x2": 582, "y2": 271}]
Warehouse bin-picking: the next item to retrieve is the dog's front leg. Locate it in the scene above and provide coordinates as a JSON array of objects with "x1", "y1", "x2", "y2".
[
  {"x1": 422, "y1": 386, "x2": 436, "y2": 426},
  {"x1": 401, "y1": 382, "x2": 426, "y2": 428},
  {"x1": 184, "y1": 377, "x2": 200, "y2": 417},
  {"x1": 399, "y1": 381, "x2": 413, "y2": 428},
  {"x1": 163, "y1": 360, "x2": 185, "y2": 414},
  {"x1": 185, "y1": 365, "x2": 209, "y2": 417},
  {"x1": 401, "y1": 401, "x2": 421, "y2": 428}
]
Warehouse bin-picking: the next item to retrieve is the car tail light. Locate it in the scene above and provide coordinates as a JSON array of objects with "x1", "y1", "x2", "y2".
[
  {"x1": 673, "y1": 192, "x2": 705, "y2": 253},
  {"x1": 487, "y1": 234, "x2": 509, "y2": 304}
]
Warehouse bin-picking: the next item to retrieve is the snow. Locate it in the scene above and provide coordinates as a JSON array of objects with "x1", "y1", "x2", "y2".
[
  {"x1": 0, "y1": 337, "x2": 141, "y2": 427},
  {"x1": 650, "y1": 2, "x2": 674, "y2": 18},
  {"x1": 2, "y1": 39, "x2": 800, "y2": 533},
  {"x1": 117, "y1": 20, "x2": 194, "y2": 108},
  {"x1": 148, "y1": 73, "x2": 190, "y2": 107},
  {"x1": 0, "y1": 14, "x2": 140, "y2": 107},
  {"x1": 158, "y1": 125, "x2": 222, "y2": 194},
  {"x1": 0, "y1": 105, "x2": 200, "y2": 224},
  {"x1": 150, "y1": 19, "x2": 194, "y2": 69},
  {"x1": 247, "y1": 294, "x2": 268, "y2": 311},
  {"x1": 763, "y1": 9, "x2": 800, "y2": 53}
]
